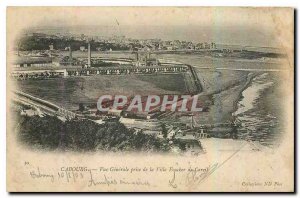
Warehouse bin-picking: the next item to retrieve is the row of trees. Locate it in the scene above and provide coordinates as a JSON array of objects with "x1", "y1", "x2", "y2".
[
  {"x1": 17, "y1": 36, "x2": 136, "y2": 51},
  {"x1": 16, "y1": 113, "x2": 171, "y2": 152}
]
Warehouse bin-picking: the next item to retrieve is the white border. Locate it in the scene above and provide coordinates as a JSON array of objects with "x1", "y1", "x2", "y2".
[
  {"x1": 1, "y1": 0, "x2": 299, "y2": 6},
  {"x1": 0, "y1": 0, "x2": 298, "y2": 197}
]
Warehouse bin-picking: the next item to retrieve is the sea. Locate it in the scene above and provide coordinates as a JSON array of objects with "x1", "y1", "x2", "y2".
[{"x1": 232, "y1": 72, "x2": 284, "y2": 147}]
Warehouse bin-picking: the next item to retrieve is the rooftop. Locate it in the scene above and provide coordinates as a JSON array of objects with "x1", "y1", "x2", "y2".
[
  {"x1": 13, "y1": 66, "x2": 81, "y2": 71},
  {"x1": 12, "y1": 56, "x2": 52, "y2": 65}
]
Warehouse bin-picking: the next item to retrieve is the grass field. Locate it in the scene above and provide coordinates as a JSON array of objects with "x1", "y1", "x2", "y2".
[{"x1": 15, "y1": 73, "x2": 192, "y2": 110}]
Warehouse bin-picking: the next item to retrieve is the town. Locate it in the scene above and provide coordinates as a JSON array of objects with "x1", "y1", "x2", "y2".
[{"x1": 16, "y1": 32, "x2": 217, "y2": 53}]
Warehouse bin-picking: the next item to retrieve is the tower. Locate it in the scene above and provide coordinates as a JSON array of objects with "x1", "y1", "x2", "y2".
[
  {"x1": 191, "y1": 114, "x2": 195, "y2": 129},
  {"x1": 69, "y1": 45, "x2": 72, "y2": 65},
  {"x1": 87, "y1": 42, "x2": 91, "y2": 67}
]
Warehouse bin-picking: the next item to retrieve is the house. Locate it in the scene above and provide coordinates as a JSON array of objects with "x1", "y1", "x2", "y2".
[
  {"x1": 107, "y1": 109, "x2": 122, "y2": 116},
  {"x1": 80, "y1": 46, "x2": 86, "y2": 51},
  {"x1": 166, "y1": 46, "x2": 173, "y2": 50},
  {"x1": 167, "y1": 127, "x2": 182, "y2": 139},
  {"x1": 174, "y1": 134, "x2": 201, "y2": 150},
  {"x1": 49, "y1": 44, "x2": 54, "y2": 50},
  {"x1": 12, "y1": 57, "x2": 53, "y2": 67},
  {"x1": 157, "y1": 125, "x2": 182, "y2": 140}
]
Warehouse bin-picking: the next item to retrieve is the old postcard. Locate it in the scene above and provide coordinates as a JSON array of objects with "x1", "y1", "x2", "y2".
[{"x1": 6, "y1": 7, "x2": 294, "y2": 192}]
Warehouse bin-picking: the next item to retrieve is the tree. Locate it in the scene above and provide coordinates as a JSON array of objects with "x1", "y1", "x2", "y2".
[
  {"x1": 78, "y1": 103, "x2": 85, "y2": 112},
  {"x1": 15, "y1": 112, "x2": 171, "y2": 152},
  {"x1": 161, "y1": 123, "x2": 168, "y2": 139}
]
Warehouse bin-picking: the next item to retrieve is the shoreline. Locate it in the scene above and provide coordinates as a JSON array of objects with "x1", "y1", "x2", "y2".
[{"x1": 231, "y1": 72, "x2": 259, "y2": 117}]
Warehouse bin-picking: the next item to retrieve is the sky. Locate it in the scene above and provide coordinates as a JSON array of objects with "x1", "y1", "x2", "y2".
[{"x1": 9, "y1": 7, "x2": 293, "y2": 47}]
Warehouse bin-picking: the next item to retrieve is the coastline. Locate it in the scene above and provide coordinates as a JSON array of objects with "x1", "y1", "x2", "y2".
[{"x1": 231, "y1": 72, "x2": 258, "y2": 117}]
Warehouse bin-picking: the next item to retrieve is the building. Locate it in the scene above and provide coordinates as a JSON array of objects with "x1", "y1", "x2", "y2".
[
  {"x1": 80, "y1": 46, "x2": 86, "y2": 51},
  {"x1": 87, "y1": 42, "x2": 91, "y2": 67},
  {"x1": 12, "y1": 57, "x2": 53, "y2": 68},
  {"x1": 157, "y1": 126, "x2": 182, "y2": 139},
  {"x1": 132, "y1": 52, "x2": 160, "y2": 67},
  {"x1": 107, "y1": 109, "x2": 122, "y2": 116},
  {"x1": 174, "y1": 134, "x2": 201, "y2": 150},
  {"x1": 49, "y1": 44, "x2": 54, "y2": 50},
  {"x1": 166, "y1": 46, "x2": 173, "y2": 50},
  {"x1": 11, "y1": 67, "x2": 68, "y2": 79}
]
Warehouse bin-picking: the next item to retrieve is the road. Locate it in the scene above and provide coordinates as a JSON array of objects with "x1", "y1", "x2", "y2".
[
  {"x1": 12, "y1": 91, "x2": 79, "y2": 119},
  {"x1": 192, "y1": 66, "x2": 288, "y2": 72}
]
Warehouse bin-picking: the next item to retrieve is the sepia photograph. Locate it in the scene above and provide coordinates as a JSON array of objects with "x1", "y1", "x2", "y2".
[{"x1": 6, "y1": 6, "x2": 294, "y2": 192}]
